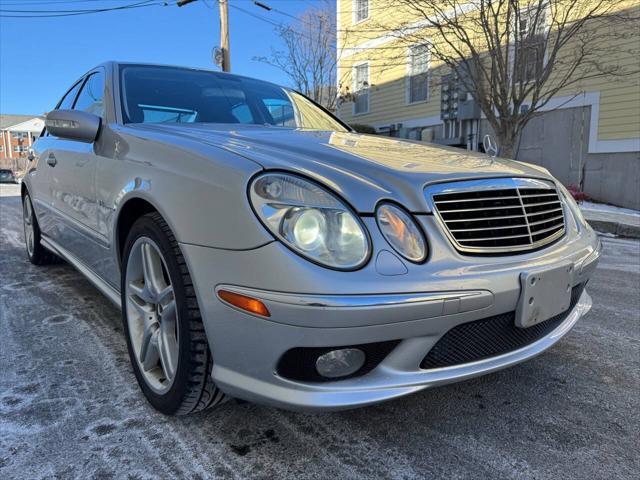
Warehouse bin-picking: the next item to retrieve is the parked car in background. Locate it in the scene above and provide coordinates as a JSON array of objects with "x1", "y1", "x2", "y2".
[
  {"x1": 21, "y1": 62, "x2": 601, "y2": 415},
  {"x1": 0, "y1": 169, "x2": 16, "y2": 183}
]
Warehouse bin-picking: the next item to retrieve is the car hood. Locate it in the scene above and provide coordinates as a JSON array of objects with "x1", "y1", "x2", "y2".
[{"x1": 129, "y1": 124, "x2": 554, "y2": 213}]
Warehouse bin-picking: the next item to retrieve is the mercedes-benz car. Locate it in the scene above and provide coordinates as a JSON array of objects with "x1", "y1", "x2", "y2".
[{"x1": 22, "y1": 62, "x2": 601, "y2": 415}]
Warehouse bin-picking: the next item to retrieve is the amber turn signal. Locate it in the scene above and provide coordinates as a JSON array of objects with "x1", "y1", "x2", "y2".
[{"x1": 217, "y1": 290, "x2": 271, "y2": 317}]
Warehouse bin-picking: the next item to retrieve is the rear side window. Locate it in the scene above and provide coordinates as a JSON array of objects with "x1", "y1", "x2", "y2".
[
  {"x1": 57, "y1": 81, "x2": 83, "y2": 110},
  {"x1": 74, "y1": 72, "x2": 105, "y2": 117}
]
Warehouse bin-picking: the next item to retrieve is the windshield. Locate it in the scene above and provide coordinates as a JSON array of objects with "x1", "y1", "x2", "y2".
[{"x1": 120, "y1": 65, "x2": 347, "y2": 132}]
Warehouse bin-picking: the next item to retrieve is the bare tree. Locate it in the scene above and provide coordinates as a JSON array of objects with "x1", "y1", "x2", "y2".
[
  {"x1": 353, "y1": 0, "x2": 638, "y2": 157},
  {"x1": 254, "y1": 1, "x2": 338, "y2": 111}
]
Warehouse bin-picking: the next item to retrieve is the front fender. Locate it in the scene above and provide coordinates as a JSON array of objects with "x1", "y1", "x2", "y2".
[{"x1": 99, "y1": 127, "x2": 274, "y2": 251}]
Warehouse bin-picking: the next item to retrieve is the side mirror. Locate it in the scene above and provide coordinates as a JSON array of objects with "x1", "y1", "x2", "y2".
[{"x1": 45, "y1": 109, "x2": 101, "y2": 143}]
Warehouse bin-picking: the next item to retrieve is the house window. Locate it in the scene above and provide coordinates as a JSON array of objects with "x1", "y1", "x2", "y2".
[
  {"x1": 11, "y1": 131, "x2": 26, "y2": 139},
  {"x1": 14, "y1": 145, "x2": 27, "y2": 152},
  {"x1": 353, "y1": 63, "x2": 370, "y2": 115},
  {"x1": 353, "y1": 0, "x2": 368, "y2": 23},
  {"x1": 514, "y1": 6, "x2": 548, "y2": 82},
  {"x1": 408, "y1": 44, "x2": 430, "y2": 103}
]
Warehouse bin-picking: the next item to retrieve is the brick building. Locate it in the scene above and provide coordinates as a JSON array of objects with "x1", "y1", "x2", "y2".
[{"x1": 0, "y1": 114, "x2": 45, "y2": 175}]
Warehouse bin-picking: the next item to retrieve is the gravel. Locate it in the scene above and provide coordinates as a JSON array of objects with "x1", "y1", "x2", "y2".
[{"x1": 1, "y1": 186, "x2": 639, "y2": 479}]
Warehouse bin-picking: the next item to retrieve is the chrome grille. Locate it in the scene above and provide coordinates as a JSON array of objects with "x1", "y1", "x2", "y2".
[{"x1": 427, "y1": 178, "x2": 566, "y2": 254}]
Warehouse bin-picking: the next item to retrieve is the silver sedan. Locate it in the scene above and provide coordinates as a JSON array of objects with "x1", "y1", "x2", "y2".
[{"x1": 21, "y1": 62, "x2": 601, "y2": 414}]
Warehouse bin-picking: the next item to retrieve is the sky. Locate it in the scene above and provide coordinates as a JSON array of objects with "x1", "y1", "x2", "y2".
[{"x1": 0, "y1": 0, "x2": 318, "y2": 115}]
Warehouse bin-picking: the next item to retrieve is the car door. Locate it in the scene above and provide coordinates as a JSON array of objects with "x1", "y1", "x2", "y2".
[
  {"x1": 29, "y1": 79, "x2": 84, "y2": 238},
  {"x1": 47, "y1": 69, "x2": 105, "y2": 265}
]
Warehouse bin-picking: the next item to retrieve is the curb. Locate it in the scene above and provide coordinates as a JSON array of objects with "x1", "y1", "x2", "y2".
[{"x1": 586, "y1": 218, "x2": 640, "y2": 239}]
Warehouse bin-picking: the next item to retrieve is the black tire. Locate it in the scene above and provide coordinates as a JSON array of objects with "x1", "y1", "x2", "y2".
[
  {"x1": 22, "y1": 192, "x2": 59, "y2": 265},
  {"x1": 121, "y1": 212, "x2": 226, "y2": 415}
]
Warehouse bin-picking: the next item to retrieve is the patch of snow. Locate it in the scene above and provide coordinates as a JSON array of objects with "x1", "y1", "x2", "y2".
[{"x1": 0, "y1": 183, "x2": 21, "y2": 197}]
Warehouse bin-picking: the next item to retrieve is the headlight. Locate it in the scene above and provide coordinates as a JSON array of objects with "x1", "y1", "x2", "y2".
[
  {"x1": 249, "y1": 173, "x2": 370, "y2": 270},
  {"x1": 376, "y1": 203, "x2": 427, "y2": 263}
]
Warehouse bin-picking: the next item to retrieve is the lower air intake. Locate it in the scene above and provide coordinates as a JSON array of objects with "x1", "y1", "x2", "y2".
[{"x1": 420, "y1": 284, "x2": 585, "y2": 370}]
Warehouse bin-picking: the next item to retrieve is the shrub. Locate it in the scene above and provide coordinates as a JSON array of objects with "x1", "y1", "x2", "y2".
[{"x1": 350, "y1": 124, "x2": 377, "y2": 134}]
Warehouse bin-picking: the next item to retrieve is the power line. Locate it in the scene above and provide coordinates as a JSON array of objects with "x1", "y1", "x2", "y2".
[
  {"x1": 0, "y1": 0, "x2": 157, "y2": 13},
  {"x1": 257, "y1": 2, "x2": 298, "y2": 22},
  {"x1": 0, "y1": 0, "x2": 108, "y2": 5},
  {"x1": 229, "y1": 1, "x2": 331, "y2": 44},
  {"x1": 253, "y1": 0, "x2": 336, "y2": 32},
  {"x1": 227, "y1": 1, "x2": 283, "y2": 29},
  {"x1": 0, "y1": 0, "x2": 169, "y2": 17}
]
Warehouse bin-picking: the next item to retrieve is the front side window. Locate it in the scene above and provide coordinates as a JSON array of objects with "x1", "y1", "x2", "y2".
[
  {"x1": 58, "y1": 81, "x2": 83, "y2": 110},
  {"x1": 353, "y1": 63, "x2": 369, "y2": 114},
  {"x1": 119, "y1": 65, "x2": 347, "y2": 132},
  {"x1": 354, "y1": 0, "x2": 369, "y2": 23},
  {"x1": 408, "y1": 44, "x2": 430, "y2": 103},
  {"x1": 74, "y1": 71, "x2": 105, "y2": 117}
]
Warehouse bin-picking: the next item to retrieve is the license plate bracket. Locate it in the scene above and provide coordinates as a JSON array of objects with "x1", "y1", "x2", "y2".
[{"x1": 515, "y1": 264, "x2": 574, "y2": 328}]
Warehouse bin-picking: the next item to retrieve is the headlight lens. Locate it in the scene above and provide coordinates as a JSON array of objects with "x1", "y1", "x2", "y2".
[
  {"x1": 249, "y1": 173, "x2": 370, "y2": 270},
  {"x1": 376, "y1": 203, "x2": 427, "y2": 263}
]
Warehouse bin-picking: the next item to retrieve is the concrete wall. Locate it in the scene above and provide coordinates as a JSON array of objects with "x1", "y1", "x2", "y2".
[
  {"x1": 480, "y1": 107, "x2": 640, "y2": 210},
  {"x1": 581, "y1": 151, "x2": 640, "y2": 210}
]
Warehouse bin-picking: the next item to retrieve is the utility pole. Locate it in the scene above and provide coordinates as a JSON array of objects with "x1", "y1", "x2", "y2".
[
  {"x1": 219, "y1": 0, "x2": 230, "y2": 72},
  {"x1": 177, "y1": 0, "x2": 231, "y2": 72}
]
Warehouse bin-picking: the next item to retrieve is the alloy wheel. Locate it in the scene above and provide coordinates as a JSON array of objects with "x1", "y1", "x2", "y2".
[
  {"x1": 23, "y1": 198, "x2": 35, "y2": 257},
  {"x1": 125, "y1": 237, "x2": 179, "y2": 394}
]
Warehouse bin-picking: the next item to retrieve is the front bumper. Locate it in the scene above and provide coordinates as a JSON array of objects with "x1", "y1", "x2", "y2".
[
  {"x1": 212, "y1": 290, "x2": 591, "y2": 410},
  {"x1": 180, "y1": 215, "x2": 601, "y2": 411}
]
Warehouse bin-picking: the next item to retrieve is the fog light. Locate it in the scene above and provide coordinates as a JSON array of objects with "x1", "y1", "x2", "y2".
[{"x1": 315, "y1": 348, "x2": 366, "y2": 378}]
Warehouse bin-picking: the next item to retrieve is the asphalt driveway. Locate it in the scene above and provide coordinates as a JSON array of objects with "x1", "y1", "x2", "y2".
[{"x1": 1, "y1": 184, "x2": 639, "y2": 479}]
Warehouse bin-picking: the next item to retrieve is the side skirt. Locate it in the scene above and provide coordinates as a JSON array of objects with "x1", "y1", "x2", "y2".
[{"x1": 41, "y1": 235, "x2": 122, "y2": 309}]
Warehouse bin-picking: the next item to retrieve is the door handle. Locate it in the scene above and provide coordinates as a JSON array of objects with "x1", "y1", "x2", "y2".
[{"x1": 46, "y1": 154, "x2": 57, "y2": 167}]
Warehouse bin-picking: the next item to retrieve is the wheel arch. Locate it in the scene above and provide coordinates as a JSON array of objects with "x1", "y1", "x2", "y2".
[{"x1": 116, "y1": 196, "x2": 164, "y2": 265}]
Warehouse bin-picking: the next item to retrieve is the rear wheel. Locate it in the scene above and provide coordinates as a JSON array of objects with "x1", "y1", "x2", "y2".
[
  {"x1": 121, "y1": 212, "x2": 226, "y2": 415},
  {"x1": 22, "y1": 192, "x2": 58, "y2": 265}
]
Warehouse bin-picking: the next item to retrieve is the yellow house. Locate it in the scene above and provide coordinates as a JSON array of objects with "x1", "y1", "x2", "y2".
[{"x1": 336, "y1": 0, "x2": 640, "y2": 209}]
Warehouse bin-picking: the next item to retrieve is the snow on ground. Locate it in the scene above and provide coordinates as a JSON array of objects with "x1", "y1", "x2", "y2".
[
  {"x1": 1, "y1": 190, "x2": 639, "y2": 479},
  {"x1": 0, "y1": 183, "x2": 20, "y2": 197}
]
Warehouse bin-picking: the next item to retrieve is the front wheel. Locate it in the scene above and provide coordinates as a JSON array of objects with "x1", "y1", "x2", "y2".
[{"x1": 121, "y1": 212, "x2": 226, "y2": 415}]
